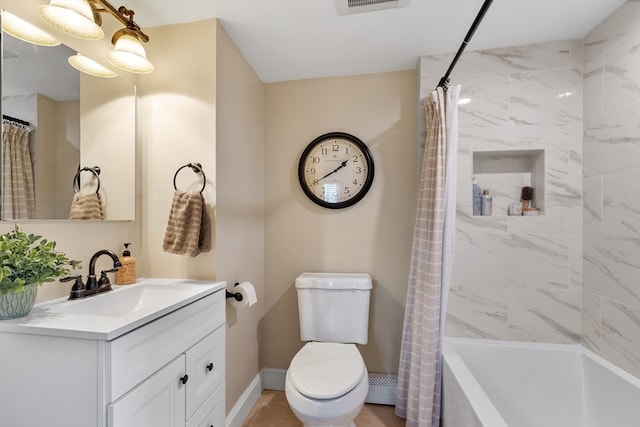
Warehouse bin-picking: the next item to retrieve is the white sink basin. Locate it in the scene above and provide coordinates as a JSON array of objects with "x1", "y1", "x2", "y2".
[
  {"x1": 54, "y1": 284, "x2": 193, "y2": 317},
  {"x1": 0, "y1": 278, "x2": 226, "y2": 340}
]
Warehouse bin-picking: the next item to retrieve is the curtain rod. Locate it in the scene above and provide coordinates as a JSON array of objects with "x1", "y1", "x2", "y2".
[
  {"x1": 437, "y1": 0, "x2": 494, "y2": 90},
  {"x1": 2, "y1": 114, "x2": 30, "y2": 127}
]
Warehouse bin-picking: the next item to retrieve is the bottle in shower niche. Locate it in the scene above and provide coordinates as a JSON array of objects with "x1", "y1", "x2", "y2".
[
  {"x1": 481, "y1": 190, "x2": 493, "y2": 216},
  {"x1": 472, "y1": 178, "x2": 482, "y2": 216}
]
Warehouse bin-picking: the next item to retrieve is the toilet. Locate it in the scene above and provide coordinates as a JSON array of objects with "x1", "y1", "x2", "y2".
[{"x1": 285, "y1": 272, "x2": 372, "y2": 427}]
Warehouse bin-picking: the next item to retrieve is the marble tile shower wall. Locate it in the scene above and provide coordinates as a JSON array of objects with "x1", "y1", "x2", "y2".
[
  {"x1": 419, "y1": 39, "x2": 584, "y2": 344},
  {"x1": 582, "y1": 0, "x2": 640, "y2": 379}
]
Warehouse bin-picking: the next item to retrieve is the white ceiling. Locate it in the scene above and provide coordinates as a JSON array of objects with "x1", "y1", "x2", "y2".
[
  {"x1": 123, "y1": 0, "x2": 628, "y2": 83},
  {"x1": 1, "y1": 0, "x2": 629, "y2": 101}
]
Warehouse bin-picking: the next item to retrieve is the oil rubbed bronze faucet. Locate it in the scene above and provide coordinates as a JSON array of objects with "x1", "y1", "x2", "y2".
[
  {"x1": 61, "y1": 249, "x2": 121, "y2": 300},
  {"x1": 86, "y1": 249, "x2": 122, "y2": 291}
]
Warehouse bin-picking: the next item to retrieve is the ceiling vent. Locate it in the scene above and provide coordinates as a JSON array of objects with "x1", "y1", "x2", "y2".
[{"x1": 335, "y1": 0, "x2": 410, "y2": 15}]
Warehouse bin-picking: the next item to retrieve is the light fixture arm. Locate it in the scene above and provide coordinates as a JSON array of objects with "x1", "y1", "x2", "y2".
[{"x1": 90, "y1": 0, "x2": 149, "y2": 43}]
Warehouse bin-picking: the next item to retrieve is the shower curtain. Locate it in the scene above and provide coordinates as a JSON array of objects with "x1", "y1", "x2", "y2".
[
  {"x1": 395, "y1": 84, "x2": 459, "y2": 426},
  {"x1": 2, "y1": 123, "x2": 36, "y2": 220}
]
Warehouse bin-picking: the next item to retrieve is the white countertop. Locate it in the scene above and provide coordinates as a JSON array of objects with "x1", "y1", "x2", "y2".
[{"x1": 0, "y1": 278, "x2": 226, "y2": 341}]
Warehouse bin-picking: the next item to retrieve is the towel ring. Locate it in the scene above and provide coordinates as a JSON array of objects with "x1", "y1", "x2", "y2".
[
  {"x1": 173, "y1": 163, "x2": 206, "y2": 193},
  {"x1": 73, "y1": 166, "x2": 101, "y2": 194}
]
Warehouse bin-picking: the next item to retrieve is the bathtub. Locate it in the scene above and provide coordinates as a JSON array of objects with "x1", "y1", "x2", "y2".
[{"x1": 442, "y1": 338, "x2": 640, "y2": 427}]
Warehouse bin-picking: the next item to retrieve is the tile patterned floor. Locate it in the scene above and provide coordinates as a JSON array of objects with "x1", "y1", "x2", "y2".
[{"x1": 242, "y1": 390, "x2": 406, "y2": 427}]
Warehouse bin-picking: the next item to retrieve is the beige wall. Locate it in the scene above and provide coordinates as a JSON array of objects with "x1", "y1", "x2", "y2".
[
  {"x1": 81, "y1": 74, "x2": 136, "y2": 220},
  {"x1": 263, "y1": 71, "x2": 417, "y2": 374},
  {"x1": 54, "y1": 99, "x2": 80, "y2": 219},
  {"x1": 136, "y1": 20, "x2": 217, "y2": 280},
  {"x1": 215, "y1": 24, "x2": 265, "y2": 412},
  {"x1": 0, "y1": 7, "x2": 417, "y2": 416}
]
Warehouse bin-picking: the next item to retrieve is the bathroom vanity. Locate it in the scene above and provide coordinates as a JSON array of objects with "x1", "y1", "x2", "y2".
[{"x1": 0, "y1": 279, "x2": 226, "y2": 427}]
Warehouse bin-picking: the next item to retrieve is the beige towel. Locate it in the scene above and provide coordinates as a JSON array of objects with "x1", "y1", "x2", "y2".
[
  {"x1": 69, "y1": 192, "x2": 104, "y2": 220},
  {"x1": 163, "y1": 190, "x2": 211, "y2": 257}
]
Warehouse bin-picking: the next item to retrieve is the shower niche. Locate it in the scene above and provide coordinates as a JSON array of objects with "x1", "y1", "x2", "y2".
[{"x1": 472, "y1": 149, "x2": 545, "y2": 216}]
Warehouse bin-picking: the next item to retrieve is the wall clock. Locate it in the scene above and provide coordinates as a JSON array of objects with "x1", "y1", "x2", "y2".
[{"x1": 298, "y1": 132, "x2": 375, "y2": 209}]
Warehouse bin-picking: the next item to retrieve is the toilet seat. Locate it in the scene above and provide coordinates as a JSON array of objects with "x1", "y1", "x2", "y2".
[{"x1": 289, "y1": 342, "x2": 366, "y2": 400}]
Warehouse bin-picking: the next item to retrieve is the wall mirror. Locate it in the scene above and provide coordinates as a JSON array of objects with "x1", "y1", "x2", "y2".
[{"x1": 1, "y1": 9, "x2": 136, "y2": 220}]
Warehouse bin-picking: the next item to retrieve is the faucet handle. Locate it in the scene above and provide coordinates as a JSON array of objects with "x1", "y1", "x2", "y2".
[
  {"x1": 98, "y1": 268, "x2": 119, "y2": 287},
  {"x1": 61, "y1": 275, "x2": 85, "y2": 300}
]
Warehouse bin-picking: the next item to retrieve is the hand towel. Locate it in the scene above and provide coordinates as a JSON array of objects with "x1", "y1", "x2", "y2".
[
  {"x1": 69, "y1": 192, "x2": 104, "y2": 220},
  {"x1": 163, "y1": 190, "x2": 211, "y2": 257}
]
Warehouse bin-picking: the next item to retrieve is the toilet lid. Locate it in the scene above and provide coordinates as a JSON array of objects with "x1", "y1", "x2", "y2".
[{"x1": 289, "y1": 342, "x2": 366, "y2": 399}]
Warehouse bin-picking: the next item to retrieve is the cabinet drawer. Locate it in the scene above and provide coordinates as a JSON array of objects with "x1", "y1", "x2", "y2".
[
  {"x1": 107, "y1": 290, "x2": 224, "y2": 401},
  {"x1": 186, "y1": 326, "x2": 225, "y2": 418},
  {"x1": 186, "y1": 381, "x2": 225, "y2": 427}
]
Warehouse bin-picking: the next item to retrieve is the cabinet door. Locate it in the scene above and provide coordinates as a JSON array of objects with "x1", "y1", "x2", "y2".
[
  {"x1": 108, "y1": 291, "x2": 225, "y2": 402},
  {"x1": 108, "y1": 355, "x2": 187, "y2": 427},
  {"x1": 186, "y1": 382, "x2": 225, "y2": 427},
  {"x1": 186, "y1": 326, "x2": 225, "y2": 418}
]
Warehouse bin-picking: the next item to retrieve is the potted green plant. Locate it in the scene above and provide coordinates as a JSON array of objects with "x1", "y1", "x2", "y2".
[{"x1": 0, "y1": 225, "x2": 80, "y2": 319}]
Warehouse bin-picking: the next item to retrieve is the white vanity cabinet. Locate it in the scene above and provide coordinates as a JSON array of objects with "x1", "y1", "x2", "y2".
[
  {"x1": 0, "y1": 280, "x2": 226, "y2": 427},
  {"x1": 108, "y1": 293, "x2": 225, "y2": 427},
  {"x1": 108, "y1": 326, "x2": 225, "y2": 427}
]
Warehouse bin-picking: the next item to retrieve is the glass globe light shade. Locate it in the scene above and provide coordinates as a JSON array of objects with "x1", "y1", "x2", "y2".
[{"x1": 39, "y1": 0, "x2": 104, "y2": 40}]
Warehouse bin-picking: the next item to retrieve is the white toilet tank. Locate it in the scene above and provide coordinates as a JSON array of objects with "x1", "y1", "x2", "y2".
[{"x1": 295, "y1": 272, "x2": 372, "y2": 345}]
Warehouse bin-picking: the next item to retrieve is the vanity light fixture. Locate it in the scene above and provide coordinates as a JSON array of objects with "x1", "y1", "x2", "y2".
[
  {"x1": 39, "y1": 0, "x2": 104, "y2": 40},
  {"x1": 2, "y1": 10, "x2": 61, "y2": 46},
  {"x1": 68, "y1": 52, "x2": 117, "y2": 78},
  {"x1": 38, "y1": 0, "x2": 153, "y2": 74},
  {"x1": 106, "y1": 25, "x2": 153, "y2": 74}
]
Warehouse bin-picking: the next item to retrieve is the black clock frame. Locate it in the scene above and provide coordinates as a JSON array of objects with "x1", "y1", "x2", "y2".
[{"x1": 297, "y1": 132, "x2": 375, "y2": 209}]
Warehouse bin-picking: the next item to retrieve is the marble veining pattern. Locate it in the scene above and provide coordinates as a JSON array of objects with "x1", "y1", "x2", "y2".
[
  {"x1": 602, "y1": 169, "x2": 640, "y2": 238},
  {"x1": 600, "y1": 299, "x2": 640, "y2": 378},
  {"x1": 603, "y1": 31, "x2": 640, "y2": 112},
  {"x1": 421, "y1": 38, "x2": 582, "y2": 344},
  {"x1": 510, "y1": 69, "x2": 582, "y2": 126},
  {"x1": 452, "y1": 232, "x2": 570, "y2": 289},
  {"x1": 583, "y1": 237, "x2": 640, "y2": 309},
  {"x1": 508, "y1": 289, "x2": 581, "y2": 343},
  {"x1": 583, "y1": 99, "x2": 640, "y2": 177},
  {"x1": 446, "y1": 286, "x2": 508, "y2": 340},
  {"x1": 583, "y1": 175, "x2": 603, "y2": 236},
  {"x1": 458, "y1": 74, "x2": 509, "y2": 128},
  {"x1": 582, "y1": 0, "x2": 640, "y2": 378},
  {"x1": 581, "y1": 292, "x2": 602, "y2": 353},
  {"x1": 422, "y1": 0, "x2": 640, "y2": 381}
]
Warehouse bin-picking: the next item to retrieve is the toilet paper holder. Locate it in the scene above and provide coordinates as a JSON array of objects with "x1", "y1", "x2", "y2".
[{"x1": 225, "y1": 282, "x2": 243, "y2": 302}]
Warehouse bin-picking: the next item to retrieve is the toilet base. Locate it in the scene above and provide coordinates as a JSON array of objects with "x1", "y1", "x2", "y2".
[{"x1": 285, "y1": 364, "x2": 368, "y2": 427}]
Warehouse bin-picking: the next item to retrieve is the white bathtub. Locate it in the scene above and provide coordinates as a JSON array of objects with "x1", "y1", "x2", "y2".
[{"x1": 442, "y1": 338, "x2": 640, "y2": 427}]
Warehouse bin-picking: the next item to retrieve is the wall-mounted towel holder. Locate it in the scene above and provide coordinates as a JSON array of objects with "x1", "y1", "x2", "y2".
[
  {"x1": 173, "y1": 162, "x2": 206, "y2": 193},
  {"x1": 73, "y1": 166, "x2": 101, "y2": 193},
  {"x1": 225, "y1": 282, "x2": 243, "y2": 302}
]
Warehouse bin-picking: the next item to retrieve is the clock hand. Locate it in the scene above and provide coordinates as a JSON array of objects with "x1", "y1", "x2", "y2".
[{"x1": 317, "y1": 159, "x2": 349, "y2": 182}]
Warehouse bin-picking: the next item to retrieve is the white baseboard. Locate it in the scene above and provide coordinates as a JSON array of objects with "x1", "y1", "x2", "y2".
[
  {"x1": 262, "y1": 368, "x2": 287, "y2": 391},
  {"x1": 225, "y1": 374, "x2": 262, "y2": 427}
]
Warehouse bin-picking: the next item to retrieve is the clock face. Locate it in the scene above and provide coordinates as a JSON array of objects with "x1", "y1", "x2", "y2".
[{"x1": 298, "y1": 132, "x2": 375, "y2": 209}]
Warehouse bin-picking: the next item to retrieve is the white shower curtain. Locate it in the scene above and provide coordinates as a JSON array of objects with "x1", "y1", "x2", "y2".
[
  {"x1": 395, "y1": 84, "x2": 459, "y2": 426},
  {"x1": 2, "y1": 123, "x2": 36, "y2": 220}
]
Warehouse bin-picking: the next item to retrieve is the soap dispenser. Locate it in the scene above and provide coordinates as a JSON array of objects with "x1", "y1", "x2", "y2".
[{"x1": 115, "y1": 243, "x2": 137, "y2": 285}]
